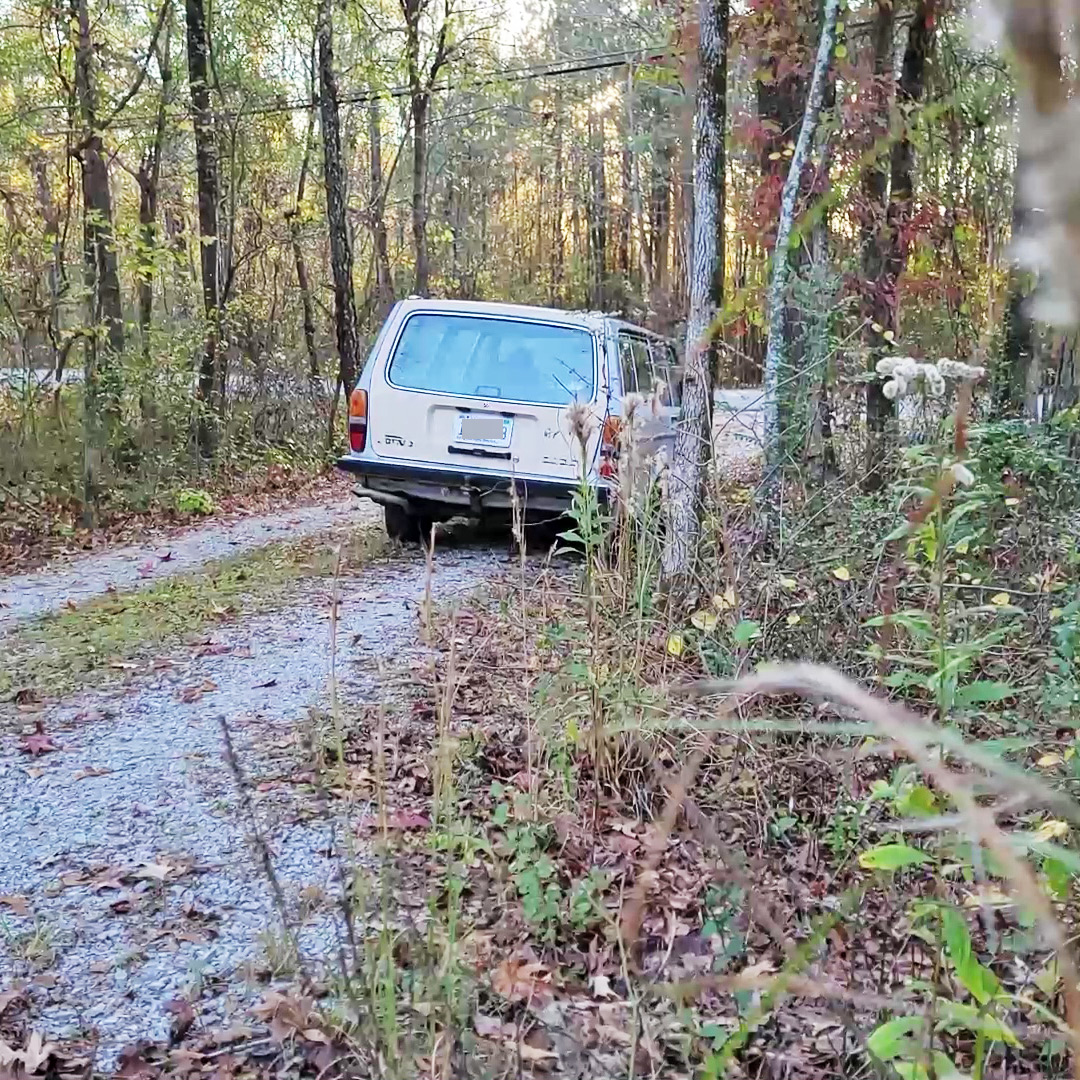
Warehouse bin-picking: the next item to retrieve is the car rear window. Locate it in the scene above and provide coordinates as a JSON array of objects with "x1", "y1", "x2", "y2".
[{"x1": 386, "y1": 313, "x2": 595, "y2": 406}]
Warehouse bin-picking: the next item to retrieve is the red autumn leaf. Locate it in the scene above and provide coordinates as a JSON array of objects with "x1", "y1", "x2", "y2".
[
  {"x1": 18, "y1": 721, "x2": 58, "y2": 756},
  {"x1": 137, "y1": 559, "x2": 156, "y2": 577}
]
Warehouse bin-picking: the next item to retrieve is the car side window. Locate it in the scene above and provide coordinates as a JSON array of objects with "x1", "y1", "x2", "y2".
[
  {"x1": 618, "y1": 332, "x2": 654, "y2": 396},
  {"x1": 644, "y1": 340, "x2": 680, "y2": 407}
]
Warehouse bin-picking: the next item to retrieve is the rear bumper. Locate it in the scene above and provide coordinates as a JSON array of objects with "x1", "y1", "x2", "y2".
[{"x1": 336, "y1": 455, "x2": 601, "y2": 515}]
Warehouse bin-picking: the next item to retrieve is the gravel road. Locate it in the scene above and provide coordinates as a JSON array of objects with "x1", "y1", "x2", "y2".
[
  {"x1": 0, "y1": 536, "x2": 507, "y2": 1065},
  {"x1": 0, "y1": 496, "x2": 378, "y2": 633}
]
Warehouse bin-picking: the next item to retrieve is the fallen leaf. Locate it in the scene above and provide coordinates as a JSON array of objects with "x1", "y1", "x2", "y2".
[
  {"x1": 779, "y1": 577, "x2": 798, "y2": 591},
  {"x1": 73, "y1": 766, "x2": 113, "y2": 781},
  {"x1": 18, "y1": 721, "x2": 59, "y2": 757},
  {"x1": 0, "y1": 895, "x2": 29, "y2": 916},
  {"x1": 690, "y1": 610, "x2": 718, "y2": 633},
  {"x1": 990, "y1": 592, "x2": 1011, "y2": 607},
  {"x1": 666, "y1": 633, "x2": 685, "y2": 657},
  {"x1": 832, "y1": 566, "x2": 851, "y2": 582},
  {"x1": 786, "y1": 613, "x2": 801, "y2": 626},
  {"x1": 253, "y1": 678, "x2": 278, "y2": 689},
  {"x1": 19, "y1": 1030, "x2": 55, "y2": 1073},
  {"x1": 177, "y1": 679, "x2": 218, "y2": 703},
  {"x1": 1037, "y1": 753, "x2": 1063, "y2": 768},
  {"x1": 712, "y1": 586, "x2": 737, "y2": 610},
  {"x1": 65, "y1": 599, "x2": 78, "y2": 611},
  {"x1": 13, "y1": 688, "x2": 41, "y2": 707},
  {"x1": 137, "y1": 559, "x2": 156, "y2": 578},
  {"x1": 165, "y1": 998, "x2": 196, "y2": 1044},
  {"x1": 590, "y1": 974, "x2": 616, "y2": 999},
  {"x1": 158, "y1": 550, "x2": 174, "y2": 562},
  {"x1": 491, "y1": 953, "x2": 554, "y2": 1005},
  {"x1": 1033, "y1": 819, "x2": 1069, "y2": 842},
  {"x1": 135, "y1": 861, "x2": 175, "y2": 882}
]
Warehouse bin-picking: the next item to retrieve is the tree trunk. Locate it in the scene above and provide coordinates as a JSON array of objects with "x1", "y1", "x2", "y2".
[
  {"x1": 138, "y1": 15, "x2": 172, "y2": 368},
  {"x1": 403, "y1": 0, "x2": 428, "y2": 297},
  {"x1": 650, "y1": 142, "x2": 672, "y2": 320},
  {"x1": 317, "y1": 0, "x2": 361, "y2": 393},
  {"x1": 72, "y1": 0, "x2": 124, "y2": 365},
  {"x1": 185, "y1": 0, "x2": 220, "y2": 450},
  {"x1": 551, "y1": 88, "x2": 564, "y2": 305},
  {"x1": 29, "y1": 151, "x2": 62, "y2": 377},
  {"x1": 368, "y1": 93, "x2": 394, "y2": 321},
  {"x1": 762, "y1": 0, "x2": 841, "y2": 473},
  {"x1": 588, "y1": 101, "x2": 607, "y2": 309},
  {"x1": 863, "y1": 0, "x2": 937, "y2": 489},
  {"x1": 72, "y1": 0, "x2": 124, "y2": 524},
  {"x1": 662, "y1": 0, "x2": 728, "y2": 596},
  {"x1": 1001, "y1": 167, "x2": 1035, "y2": 415},
  {"x1": 288, "y1": 111, "x2": 320, "y2": 382}
]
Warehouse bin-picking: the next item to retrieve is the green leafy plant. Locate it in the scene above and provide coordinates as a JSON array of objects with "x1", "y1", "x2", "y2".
[{"x1": 175, "y1": 487, "x2": 215, "y2": 515}]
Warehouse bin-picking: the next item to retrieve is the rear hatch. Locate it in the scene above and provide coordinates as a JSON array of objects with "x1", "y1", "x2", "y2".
[{"x1": 368, "y1": 311, "x2": 602, "y2": 485}]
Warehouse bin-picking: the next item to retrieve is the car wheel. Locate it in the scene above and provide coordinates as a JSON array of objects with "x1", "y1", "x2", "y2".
[{"x1": 384, "y1": 503, "x2": 430, "y2": 544}]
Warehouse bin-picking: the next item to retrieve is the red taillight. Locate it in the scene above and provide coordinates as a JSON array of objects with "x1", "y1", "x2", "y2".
[
  {"x1": 598, "y1": 415, "x2": 620, "y2": 477},
  {"x1": 348, "y1": 389, "x2": 367, "y2": 453}
]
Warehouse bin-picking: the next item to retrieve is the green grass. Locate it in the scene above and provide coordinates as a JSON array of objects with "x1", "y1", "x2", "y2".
[{"x1": 0, "y1": 527, "x2": 387, "y2": 706}]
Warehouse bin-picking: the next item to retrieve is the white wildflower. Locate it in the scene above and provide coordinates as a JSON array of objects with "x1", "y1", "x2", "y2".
[
  {"x1": 883, "y1": 379, "x2": 901, "y2": 401},
  {"x1": 876, "y1": 357, "x2": 899, "y2": 376}
]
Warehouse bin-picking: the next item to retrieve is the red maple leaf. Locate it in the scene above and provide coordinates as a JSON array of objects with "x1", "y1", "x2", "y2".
[{"x1": 18, "y1": 721, "x2": 59, "y2": 757}]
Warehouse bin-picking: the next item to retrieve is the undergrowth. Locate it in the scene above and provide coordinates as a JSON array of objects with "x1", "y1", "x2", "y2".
[{"x1": 222, "y1": 389, "x2": 1080, "y2": 1079}]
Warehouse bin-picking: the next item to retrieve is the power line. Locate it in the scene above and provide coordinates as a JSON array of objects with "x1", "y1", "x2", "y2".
[{"x1": 3, "y1": 43, "x2": 678, "y2": 137}]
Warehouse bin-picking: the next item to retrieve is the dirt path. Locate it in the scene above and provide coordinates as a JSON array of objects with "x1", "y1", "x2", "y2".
[
  {"x1": 0, "y1": 495, "x2": 379, "y2": 633},
  {"x1": 0, "y1": 542, "x2": 507, "y2": 1066}
]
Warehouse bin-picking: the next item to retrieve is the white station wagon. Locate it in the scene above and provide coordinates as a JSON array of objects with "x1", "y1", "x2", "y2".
[{"x1": 337, "y1": 298, "x2": 681, "y2": 540}]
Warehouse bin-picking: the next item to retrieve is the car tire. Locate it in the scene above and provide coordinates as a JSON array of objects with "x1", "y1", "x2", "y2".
[{"x1": 383, "y1": 503, "x2": 430, "y2": 544}]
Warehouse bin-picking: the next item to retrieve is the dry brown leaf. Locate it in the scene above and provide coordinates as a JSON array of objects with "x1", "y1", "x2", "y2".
[
  {"x1": 0, "y1": 894, "x2": 29, "y2": 916},
  {"x1": 491, "y1": 953, "x2": 554, "y2": 1005},
  {"x1": 73, "y1": 766, "x2": 113, "y2": 781}
]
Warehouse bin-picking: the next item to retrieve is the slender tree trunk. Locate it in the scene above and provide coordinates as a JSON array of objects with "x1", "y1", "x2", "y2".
[
  {"x1": 662, "y1": 0, "x2": 728, "y2": 595},
  {"x1": 317, "y1": 0, "x2": 361, "y2": 392},
  {"x1": 551, "y1": 88, "x2": 564, "y2": 305},
  {"x1": 863, "y1": 0, "x2": 937, "y2": 489},
  {"x1": 368, "y1": 93, "x2": 394, "y2": 320},
  {"x1": 185, "y1": 0, "x2": 220, "y2": 450},
  {"x1": 72, "y1": 0, "x2": 124, "y2": 365},
  {"x1": 762, "y1": 0, "x2": 841, "y2": 473},
  {"x1": 650, "y1": 143, "x2": 672, "y2": 320},
  {"x1": 588, "y1": 101, "x2": 607, "y2": 309},
  {"x1": 29, "y1": 152, "x2": 62, "y2": 375},
  {"x1": 287, "y1": 111, "x2": 319, "y2": 382},
  {"x1": 138, "y1": 16, "x2": 172, "y2": 370},
  {"x1": 72, "y1": 0, "x2": 125, "y2": 524},
  {"x1": 1001, "y1": 167, "x2": 1035, "y2": 415},
  {"x1": 620, "y1": 71, "x2": 633, "y2": 284}
]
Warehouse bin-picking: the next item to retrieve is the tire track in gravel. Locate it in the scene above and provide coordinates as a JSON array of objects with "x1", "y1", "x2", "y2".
[
  {"x1": 0, "y1": 495, "x2": 379, "y2": 633},
  {"x1": 0, "y1": 541, "x2": 507, "y2": 1065}
]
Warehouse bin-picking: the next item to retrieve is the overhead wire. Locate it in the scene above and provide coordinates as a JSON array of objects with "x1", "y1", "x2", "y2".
[{"x1": 2, "y1": 42, "x2": 680, "y2": 138}]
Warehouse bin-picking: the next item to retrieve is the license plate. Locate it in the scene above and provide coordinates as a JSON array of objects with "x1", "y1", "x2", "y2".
[{"x1": 457, "y1": 414, "x2": 512, "y2": 447}]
